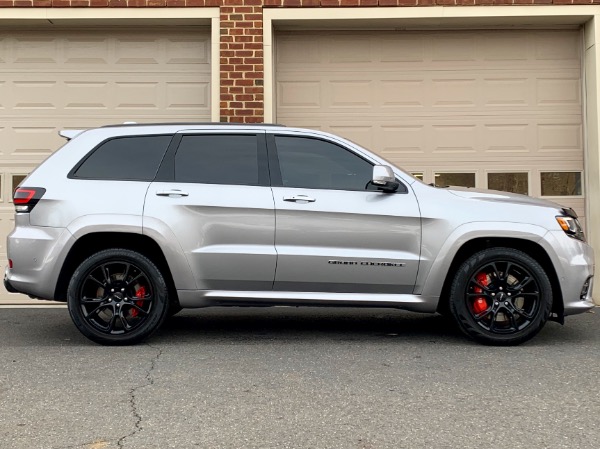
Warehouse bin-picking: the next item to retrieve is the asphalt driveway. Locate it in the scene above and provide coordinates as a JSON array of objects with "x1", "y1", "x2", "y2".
[{"x1": 0, "y1": 306, "x2": 599, "y2": 449}]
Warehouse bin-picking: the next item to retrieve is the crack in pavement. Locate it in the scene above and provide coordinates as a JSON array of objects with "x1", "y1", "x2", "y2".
[{"x1": 116, "y1": 343, "x2": 163, "y2": 449}]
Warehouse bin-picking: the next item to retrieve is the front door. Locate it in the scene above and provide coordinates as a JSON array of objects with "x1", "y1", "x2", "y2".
[{"x1": 269, "y1": 134, "x2": 421, "y2": 294}]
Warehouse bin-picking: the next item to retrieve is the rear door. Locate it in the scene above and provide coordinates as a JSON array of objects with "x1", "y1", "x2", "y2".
[
  {"x1": 143, "y1": 131, "x2": 276, "y2": 291},
  {"x1": 269, "y1": 133, "x2": 421, "y2": 294}
]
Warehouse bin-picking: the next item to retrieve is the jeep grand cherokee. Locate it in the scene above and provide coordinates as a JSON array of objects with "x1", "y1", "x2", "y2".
[{"x1": 4, "y1": 123, "x2": 595, "y2": 345}]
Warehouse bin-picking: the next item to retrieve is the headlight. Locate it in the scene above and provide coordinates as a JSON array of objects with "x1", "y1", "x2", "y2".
[{"x1": 556, "y1": 216, "x2": 586, "y2": 242}]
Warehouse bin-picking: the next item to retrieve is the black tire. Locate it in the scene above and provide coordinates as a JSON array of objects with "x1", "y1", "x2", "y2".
[
  {"x1": 449, "y1": 248, "x2": 552, "y2": 346},
  {"x1": 67, "y1": 249, "x2": 169, "y2": 345}
]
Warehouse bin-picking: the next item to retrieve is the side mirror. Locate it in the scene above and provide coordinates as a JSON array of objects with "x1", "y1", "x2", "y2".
[{"x1": 372, "y1": 165, "x2": 399, "y2": 193}]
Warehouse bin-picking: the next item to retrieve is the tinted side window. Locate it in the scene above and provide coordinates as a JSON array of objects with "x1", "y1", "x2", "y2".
[
  {"x1": 175, "y1": 135, "x2": 259, "y2": 185},
  {"x1": 74, "y1": 135, "x2": 172, "y2": 181},
  {"x1": 275, "y1": 136, "x2": 375, "y2": 191}
]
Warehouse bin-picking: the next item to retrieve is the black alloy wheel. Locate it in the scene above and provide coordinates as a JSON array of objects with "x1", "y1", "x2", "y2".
[
  {"x1": 449, "y1": 248, "x2": 552, "y2": 345},
  {"x1": 67, "y1": 249, "x2": 169, "y2": 345}
]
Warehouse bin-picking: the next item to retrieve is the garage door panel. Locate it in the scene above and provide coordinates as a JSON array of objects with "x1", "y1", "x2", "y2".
[
  {"x1": 277, "y1": 30, "x2": 580, "y2": 74},
  {"x1": 3, "y1": 30, "x2": 210, "y2": 72},
  {"x1": 277, "y1": 80, "x2": 322, "y2": 109},
  {"x1": 0, "y1": 77, "x2": 209, "y2": 115},
  {"x1": 534, "y1": 31, "x2": 581, "y2": 62},
  {"x1": 278, "y1": 70, "x2": 581, "y2": 115},
  {"x1": 483, "y1": 123, "x2": 531, "y2": 154},
  {"x1": 11, "y1": 37, "x2": 59, "y2": 64},
  {"x1": 537, "y1": 123, "x2": 582, "y2": 154},
  {"x1": 431, "y1": 35, "x2": 477, "y2": 63},
  {"x1": 482, "y1": 34, "x2": 529, "y2": 61},
  {"x1": 379, "y1": 80, "x2": 425, "y2": 108},
  {"x1": 537, "y1": 76, "x2": 581, "y2": 107},
  {"x1": 380, "y1": 36, "x2": 425, "y2": 63},
  {"x1": 329, "y1": 80, "x2": 373, "y2": 108},
  {"x1": 63, "y1": 81, "x2": 111, "y2": 110},
  {"x1": 431, "y1": 78, "x2": 477, "y2": 108},
  {"x1": 379, "y1": 125, "x2": 426, "y2": 156},
  {"x1": 431, "y1": 124, "x2": 478, "y2": 154},
  {"x1": 166, "y1": 81, "x2": 211, "y2": 110},
  {"x1": 9, "y1": 81, "x2": 58, "y2": 110},
  {"x1": 484, "y1": 77, "x2": 530, "y2": 107},
  {"x1": 329, "y1": 36, "x2": 373, "y2": 64}
]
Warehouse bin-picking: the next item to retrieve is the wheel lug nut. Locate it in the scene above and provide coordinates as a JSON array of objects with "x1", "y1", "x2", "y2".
[
  {"x1": 499, "y1": 287, "x2": 503, "y2": 291},
  {"x1": 494, "y1": 301, "x2": 499, "y2": 306},
  {"x1": 121, "y1": 288, "x2": 125, "y2": 292},
  {"x1": 507, "y1": 293, "x2": 511, "y2": 296},
  {"x1": 491, "y1": 293, "x2": 495, "y2": 297},
  {"x1": 504, "y1": 301, "x2": 509, "y2": 306},
  {"x1": 108, "y1": 298, "x2": 112, "y2": 302},
  {"x1": 111, "y1": 288, "x2": 114, "y2": 293}
]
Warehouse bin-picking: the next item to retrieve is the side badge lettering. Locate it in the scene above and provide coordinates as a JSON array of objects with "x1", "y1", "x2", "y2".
[{"x1": 328, "y1": 260, "x2": 405, "y2": 268}]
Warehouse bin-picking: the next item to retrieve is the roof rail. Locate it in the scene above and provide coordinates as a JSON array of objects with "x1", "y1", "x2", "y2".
[{"x1": 100, "y1": 122, "x2": 286, "y2": 128}]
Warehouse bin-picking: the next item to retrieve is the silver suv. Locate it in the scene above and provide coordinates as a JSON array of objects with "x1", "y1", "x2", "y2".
[{"x1": 4, "y1": 123, "x2": 595, "y2": 345}]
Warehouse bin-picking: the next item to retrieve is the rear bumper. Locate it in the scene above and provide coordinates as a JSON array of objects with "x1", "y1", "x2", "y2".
[
  {"x1": 5, "y1": 223, "x2": 74, "y2": 301},
  {"x1": 3, "y1": 272, "x2": 19, "y2": 294}
]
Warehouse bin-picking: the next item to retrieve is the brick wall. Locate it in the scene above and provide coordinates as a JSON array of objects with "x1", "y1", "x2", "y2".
[
  {"x1": 1, "y1": 0, "x2": 598, "y2": 122},
  {"x1": 221, "y1": 3, "x2": 264, "y2": 123}
]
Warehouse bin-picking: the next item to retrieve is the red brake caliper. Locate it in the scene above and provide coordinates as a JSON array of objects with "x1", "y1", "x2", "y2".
[
  {"x1": 130, "y1": 286, "x2": 146, "y2": 318},
  {"x1": 472, "y1": 272, "x2": 489, "y2": 315}
]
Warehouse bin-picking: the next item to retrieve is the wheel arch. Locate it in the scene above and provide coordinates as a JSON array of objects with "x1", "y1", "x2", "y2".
[
  {"x1": 54, "y1": 232, "x2": 179, "y2": 308},
  {"x1": 436, "y1": 237, "x2": 564, "y2": 322}
]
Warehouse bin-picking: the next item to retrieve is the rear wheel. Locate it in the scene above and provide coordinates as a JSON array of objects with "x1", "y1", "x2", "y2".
[
  {"x1": 67, "y1": 249, "x2": 169, "y2": 345},
  {"x1": 449, "y1": 248, "x2": 552, "y2": 346}
]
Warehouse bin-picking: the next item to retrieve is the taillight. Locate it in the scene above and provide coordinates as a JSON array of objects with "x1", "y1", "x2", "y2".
[{"x1": 13, "y1": 187, "x2": 46, "y2": 213}]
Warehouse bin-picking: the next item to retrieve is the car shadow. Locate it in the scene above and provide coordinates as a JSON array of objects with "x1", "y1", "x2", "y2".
[
  {"x1": 2, "y1": 306, "x2": 595, "y2": 347},
  {"x1": 153, "y1": 307, "x2": 473, "y2": 345}
]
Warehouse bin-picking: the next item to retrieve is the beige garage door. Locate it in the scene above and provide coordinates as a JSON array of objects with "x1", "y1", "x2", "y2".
[
  {"x1": 0, "y1": 27, "x2": 211, "y2": 301},
  {"x1": 276, "y1": 29, "x2": 584, "y2": 220}
]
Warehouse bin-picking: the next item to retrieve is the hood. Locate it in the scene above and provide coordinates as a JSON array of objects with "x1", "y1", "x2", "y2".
[{"x1": 445, "y1": 186, "x2": 564, "y2": 210}]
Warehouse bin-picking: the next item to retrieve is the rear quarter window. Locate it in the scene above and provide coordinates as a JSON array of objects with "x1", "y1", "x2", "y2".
[{"x1": 71, "y1": 135, "x2": 172, "y2": 181}]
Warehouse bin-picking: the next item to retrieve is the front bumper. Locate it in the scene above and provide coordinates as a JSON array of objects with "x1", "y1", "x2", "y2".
[
  {"x1": 543, "y1": 231, "x2": 596, "y2": 316},
  {"x1": 564, "y1": 274, "x2": 595, "y2": 316}
]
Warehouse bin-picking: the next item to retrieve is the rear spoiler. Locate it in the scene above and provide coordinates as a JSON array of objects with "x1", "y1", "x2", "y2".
[{"x1": 59, "y1": 129, "x2": 85, "y2": 141}]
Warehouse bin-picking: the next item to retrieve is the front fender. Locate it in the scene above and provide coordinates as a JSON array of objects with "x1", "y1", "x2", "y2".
[{"x1": 416, "y1": 222, "x2": 548, "y2": 298}]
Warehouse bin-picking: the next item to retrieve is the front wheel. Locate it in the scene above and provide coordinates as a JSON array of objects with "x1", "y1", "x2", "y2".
[
  {"x1": 67, "y1": 249, "x2": 169, "y2": 345},
  {"x1": 449, "y1": 248, "x2": 552, "y2": 346}
]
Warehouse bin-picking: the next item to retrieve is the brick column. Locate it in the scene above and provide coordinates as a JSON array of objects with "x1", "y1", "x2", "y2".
[{"x1": 220, "y1": 2, "x2": 265, "y2": 123}]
